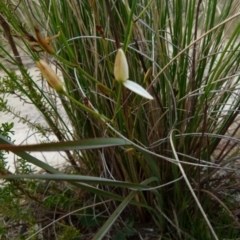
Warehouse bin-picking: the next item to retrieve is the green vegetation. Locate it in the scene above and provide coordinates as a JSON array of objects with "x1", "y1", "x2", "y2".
[{"x1": 0, "y1": 0, "x2": 240, "y2": 239}]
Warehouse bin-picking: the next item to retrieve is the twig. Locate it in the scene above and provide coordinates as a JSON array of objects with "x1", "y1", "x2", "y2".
[{"x1": 0, "y1": 13, "x2": 23, "y2": 66}]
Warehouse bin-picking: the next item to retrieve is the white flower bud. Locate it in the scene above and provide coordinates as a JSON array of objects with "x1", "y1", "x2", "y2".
[{"x1": 114, "y1": 48, "x2": 129, "y2": 82}]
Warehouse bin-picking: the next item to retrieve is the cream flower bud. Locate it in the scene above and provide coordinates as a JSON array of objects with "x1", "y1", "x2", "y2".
[
  {"x1": 113, "y1": 48, "x2": 154, "y2": 100},
  {"x1": 36, "y1": 60, "x2": 63, "y2": 92},
  {"x1": 114, "y1": 48, "x2": 129, "y2": 82}
]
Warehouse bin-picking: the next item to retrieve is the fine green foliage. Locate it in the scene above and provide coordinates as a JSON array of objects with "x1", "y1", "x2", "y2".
[{"x1": 0, "y1": 0, "x2": 240, "y2": 239}]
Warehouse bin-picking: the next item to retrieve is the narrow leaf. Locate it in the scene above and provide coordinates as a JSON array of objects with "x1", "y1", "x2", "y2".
[
  {"x1": 0, "y1": 137, "x2": 129, "y2": 152},
  {"x1": 0, "y1": 173, "x2": 152, "y2": 190},
  {"x1": 92, "y1": 191, "x2": 136, "y2": 240}
]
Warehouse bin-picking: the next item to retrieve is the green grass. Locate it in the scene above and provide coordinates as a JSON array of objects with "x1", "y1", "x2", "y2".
[{"x1": 0, "y1": 0, "x2": 240, "y2": 239}]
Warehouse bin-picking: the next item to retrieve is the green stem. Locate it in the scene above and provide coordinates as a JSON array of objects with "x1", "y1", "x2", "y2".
[
  {"x1": 62, "y1": 91, "x2": 111, "y2": 123},
  {"x1": 53, "y1": 54, "x2": 101, "y2": 85},
  {"x1": 123, "y1": 0, "x2": 138, "y2": 51},
  {"x1": 112, "y1": 83, "x2": 123, "y2": 121}
]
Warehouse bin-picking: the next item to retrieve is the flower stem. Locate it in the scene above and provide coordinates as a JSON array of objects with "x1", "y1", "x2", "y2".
[
  {"x1": 62, "y1": 91, "x2": 111, "y2": 123},
  {"x1": 112, "y1": 83, "x2": 123, "y2": 121}
]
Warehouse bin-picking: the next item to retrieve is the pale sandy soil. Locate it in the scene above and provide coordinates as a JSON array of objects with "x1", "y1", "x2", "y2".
[{"x1": 0, "y1": 66, "x2": 68, "y2": 172}]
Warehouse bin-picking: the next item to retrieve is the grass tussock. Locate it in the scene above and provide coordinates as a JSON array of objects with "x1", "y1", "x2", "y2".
[{"x1": 0, "y1": 0, "x2": 240, "y2": 239}]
